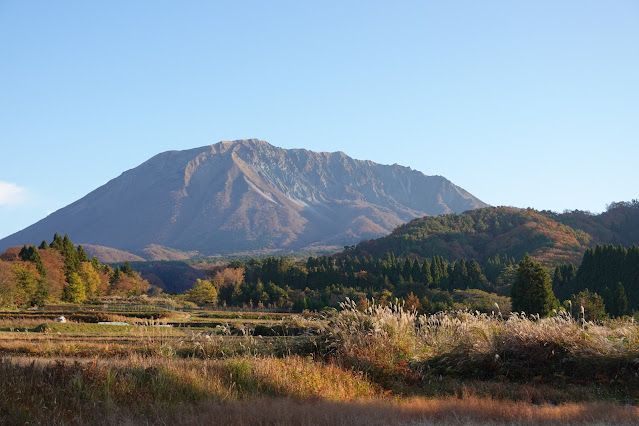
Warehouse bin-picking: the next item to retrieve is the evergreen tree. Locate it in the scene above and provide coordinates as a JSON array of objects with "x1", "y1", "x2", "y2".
[
  {"x1": 50, "y1": 233, "x2": 64, "y2": 250},
  {"x1": 468, "y1": 259, "x2": 489, "y2": 290},
  {"x1": 60, "y1": 234, "x2": 80, "y2": 276},
  {"x1": 32, "y1": 278, "x2": 49, "y2": 306},
  {"x1": 552, "y1": 266, "x2": 563, "y2": 291},
  {"x1": 121, "y1": 261, "x2": 135, "y2": 277},
  {"x1": 511, "y1": 253, "x2": 558, "y2": 316},
  {"x1": 421, "y1": 259, "x2": 432, "y2": 285},
  {"x1": 411, "y1": 258, "x2": 422, "y2": 283},
  {"x1": 613, "y1": 282, "x2": 628, "y2": 317},
  {"x1": 111, "y1": 267, "x2": 122, "y2": 283},
  {"x1": 402, "y1": 258, "x2": 412, "y2": 281},
  {"x1": 90, "y1": 256, "x2": 101, "y2": 272},
  {"x1": 19, "y1": 245, "x2": 46, "y2": 278},
  {"x1": 77, "y1": 245, "x2": 89, "y2": 263},
  {"x1": 571, "y1": 289, "x2": 607, "y2": 322}
]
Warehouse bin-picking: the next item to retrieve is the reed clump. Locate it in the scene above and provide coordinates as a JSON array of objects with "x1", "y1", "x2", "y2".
[{"x1": 323, "y1": 299, "x2": 639, "y2": 386}]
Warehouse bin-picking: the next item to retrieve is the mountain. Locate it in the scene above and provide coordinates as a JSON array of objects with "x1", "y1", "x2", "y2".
[
  {"x1": 352, "y1": 201, "x2": 639, "y2": 266},
  {"x1": 0, "y1": 139, "x2": 487, "y2": 257}
]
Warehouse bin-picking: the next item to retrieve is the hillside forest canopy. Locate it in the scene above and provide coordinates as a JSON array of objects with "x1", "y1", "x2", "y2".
[{"x1": 1, "y1": 223, "x2": 638, "y2": 322}]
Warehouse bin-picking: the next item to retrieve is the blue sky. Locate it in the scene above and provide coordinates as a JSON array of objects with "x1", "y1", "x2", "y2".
[{"x1": 1, "y1": 1, "x2": 637, "y2": 239}]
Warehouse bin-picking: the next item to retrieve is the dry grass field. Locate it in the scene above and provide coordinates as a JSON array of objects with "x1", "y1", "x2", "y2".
[{"x1": 1, "y1": 302, "x2": 638, "y2": 425}]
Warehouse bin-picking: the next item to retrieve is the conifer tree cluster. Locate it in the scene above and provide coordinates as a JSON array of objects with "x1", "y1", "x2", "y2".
[
  {"x1": 205, "y1": 252, "x2": 514, "y2": 312},
  {"x1": 552, "y1": 244, "x2": 638, "y2": 317}
]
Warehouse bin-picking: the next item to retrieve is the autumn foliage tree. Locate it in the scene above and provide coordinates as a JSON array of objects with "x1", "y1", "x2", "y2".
[
  {"x1": 108, "y1": 265, "x2": 150, "y2": 297},
  {"x1": 62, "y1": 272, "x2": 86, "y2": 303},
  {"x1": 185, "y1": 279, "x2": 218, "y2": 306}
]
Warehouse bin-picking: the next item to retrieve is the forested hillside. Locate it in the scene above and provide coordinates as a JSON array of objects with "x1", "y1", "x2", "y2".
[
  {"x1": 553, "y1": 200, "x2": 639, "y2": 247},
  {"x1": 3, "y1": 201, "x2": 638, "y2": 321},
  {"x1": 353, "y1": 206, "x2": 592, "y2": 265},
  {"x1": 0, "y1": 234, "x2": 151, "y2": 307},
  {"x1": 353, "y1": 202, "x2": 639, "y2": 266}
]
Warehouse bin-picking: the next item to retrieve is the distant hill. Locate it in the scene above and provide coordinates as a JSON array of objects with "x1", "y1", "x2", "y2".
[
  {"x1": 553, "y1": 200, "x2": 639, "y2": 247},
  {"x1": 0, "y1": 139, "x2": 487, "y2": 256},
  {"x1": 82, "y1": 245, "x2": 145, "y2": 263},
  {"x1": 139, "y1": 244, "x2": 199, "y2": 261},
  {"x1": 353, "y1": 201, "x2": 639, "y2": 265}
]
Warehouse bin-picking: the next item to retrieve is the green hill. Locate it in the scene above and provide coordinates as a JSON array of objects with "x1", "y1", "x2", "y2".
[{"x1": 354, "y1": 201, "x2": 639, "y2": 266}]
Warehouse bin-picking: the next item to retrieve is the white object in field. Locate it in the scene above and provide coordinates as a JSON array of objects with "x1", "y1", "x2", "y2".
[{"x1": 56, "y1": 316, "x2": 67, "y2": 323}]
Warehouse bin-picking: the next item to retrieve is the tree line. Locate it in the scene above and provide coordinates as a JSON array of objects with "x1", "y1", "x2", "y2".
[
  {"x1": 551, "y1": 244, "x2": 639, "y2": 319},
  {"x1": 187, "y1": 245, "x2": 638, "y2": 320},
  {"x1": 2, "y1": 233, "x2": 637, "y2": 321},
  {"x1": 181, "y1": 252, "x2": 517, "y2": 313}
]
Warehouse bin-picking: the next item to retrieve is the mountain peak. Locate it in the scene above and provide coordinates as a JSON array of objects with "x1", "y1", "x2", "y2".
[
  {"x1": 0, "y1": 140, "x2": 487, "y2": 257},
  {"x1": 217, "y1": 138, "x2": 270, "y2": 148}
]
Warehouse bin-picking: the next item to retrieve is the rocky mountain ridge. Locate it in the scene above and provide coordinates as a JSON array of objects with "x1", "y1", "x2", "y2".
[{"x1": 0, "y1": 139, "x2": 487, "y2": 258}]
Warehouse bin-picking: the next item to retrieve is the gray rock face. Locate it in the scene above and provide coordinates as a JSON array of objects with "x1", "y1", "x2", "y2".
[{"x1": 0, "y1": 139, "x2": 488, "y2": 256}]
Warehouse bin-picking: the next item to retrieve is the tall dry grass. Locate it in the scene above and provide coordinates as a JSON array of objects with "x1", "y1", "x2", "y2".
[
  {"x1": 0, "y1": 354, "x2": 377, "y2": 425},
  {"x1": 324, "y1": 299, "x2": 639, "y2": 386},
  {"x1": 3, "y1": 354, "x2": 639, "y2": 425}
]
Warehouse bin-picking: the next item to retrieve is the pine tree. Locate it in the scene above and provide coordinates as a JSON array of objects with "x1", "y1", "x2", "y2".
[
  {"x1": 613, "y1": 282, "x2": 628, "y2": 317},
  {"x1": 60, "y1": 234, "x2": 80, "y2": 276},
  {"x1": 77, "y1": 245, "x2": 89, "y2": 262},
  {"x1": 421, "y1": 259, "x2": 432, "y2": 285},
  {"x1": 90, "y1": 256, "x2": 101, "y2": 272},
  {"x1": 411, "y1": 259, "x2": 422, "y2": 283},
  {"x1": 121, "y1": 261, "x2": 135, "y2": 277},
  {"x1": 19, "y1": 245, "x2": 46, "y2": 278},
  {"x1": 50, "y1": 233, "x2": 64, "y2": 250},
  {"x1": 18, "y1": 245, "x2": 30, "y2": 261},
  {"x1": 552, "y1": 266, "x2": 563, "y2": 292},
  {"x1": 468, "y1": 259, "x2": 489, "y2": 290},
  {"x1": 111, "y1": 267, "x2": 122, "y2": 283},
  {"x1": 511, "y1": 253, "x2": 558, "y2": 316},
  {"x1": 402, "y1": 258, "x2": 412, "y2": 281},
  {"x1": 571, "y1": 289, "x2": 607, "y2": 322},
  {"x1": 32, "y1": 278, "x2": 49, "y2": 306}
]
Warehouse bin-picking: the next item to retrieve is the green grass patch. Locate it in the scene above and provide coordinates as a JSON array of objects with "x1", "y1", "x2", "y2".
[{"x1": 33, "y1": 322, "x2": 184, "y2": 336}]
